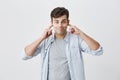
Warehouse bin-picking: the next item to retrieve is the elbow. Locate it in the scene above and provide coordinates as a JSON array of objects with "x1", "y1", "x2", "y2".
[
  {"x1": 89, "y1": 45, "x2": 103, "y2": 56},
  {"x1": 24, "y1": 47, "x2": 33, "y2": 57},
  {"x1": 92, "y1": 42, "x2": 100, "y2": 50},
  {"x1": 94, "y1": 46, "x2": 103, "y2": 56},
  {"x1": 21, "y1": 47, "x2": 33, "y2": 60}
]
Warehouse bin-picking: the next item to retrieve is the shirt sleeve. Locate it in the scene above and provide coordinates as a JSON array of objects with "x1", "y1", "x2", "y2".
[
  {"x1": 79, "y1": 37, "x2": 103, "y2": 56},
  {"x1": 21, "y1": 40, "x2": 45, "y2": 60}
]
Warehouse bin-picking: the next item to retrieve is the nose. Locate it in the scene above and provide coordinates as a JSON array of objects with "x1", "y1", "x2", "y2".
[{"x1": 58, "y1": 23, "x2": 62, "y2": 27}]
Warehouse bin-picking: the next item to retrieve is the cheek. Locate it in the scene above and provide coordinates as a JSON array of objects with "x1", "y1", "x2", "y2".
[
  {"x1": 52, "y1": 23, "x2": 58, "y2": 27},
  {"x1": 63, "y1": 24, "x2": 68, "y2": 28}
]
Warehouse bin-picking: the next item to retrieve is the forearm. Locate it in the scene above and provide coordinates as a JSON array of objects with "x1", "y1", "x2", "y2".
[
  {"x1": 24, "y1": 37, "x2": 44, "y2": 56},
  {"x1": 79, "y1": 31, "x2": 100, "y2": 50}
]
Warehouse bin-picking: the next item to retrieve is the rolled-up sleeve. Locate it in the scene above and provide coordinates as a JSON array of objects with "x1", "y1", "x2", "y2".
[
  {"x1": 21, "y1": 49, "x2": 33, "y2": 60},
  {"x1": 80, "y1": 39, "x2": 103, "y2": 56},
  {"x1": 21, "y1": 41, "x2": 45, "y2": 60}
]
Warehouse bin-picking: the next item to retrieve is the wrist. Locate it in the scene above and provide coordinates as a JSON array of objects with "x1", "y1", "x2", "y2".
[{"x1": 39, "y1": 36, "x2": 45, "y2": 42}]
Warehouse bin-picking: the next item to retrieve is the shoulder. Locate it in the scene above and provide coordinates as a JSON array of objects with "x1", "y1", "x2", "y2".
[
  {"x1": 69, "y1": 33, "x2": 82, "y2": 39},
  {"x1": 43, "y1": 35, "x2": 54, "y2": 45}
]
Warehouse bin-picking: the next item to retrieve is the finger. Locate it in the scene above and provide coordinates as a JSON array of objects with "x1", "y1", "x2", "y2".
[
  {"x1": 48, "y1": 28, "x2": 52, "y2": 35},
  {"x1": 70, "y1": 29, "x2": 75, "y2": 34}
]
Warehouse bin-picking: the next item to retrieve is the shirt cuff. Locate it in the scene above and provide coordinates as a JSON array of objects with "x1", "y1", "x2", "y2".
[
  {"x1": 21, "y1": 49, "x2": 33, "y2": 60},
  {"x1": 90, "y1": 46, "x2": 103, "y2": 55}
]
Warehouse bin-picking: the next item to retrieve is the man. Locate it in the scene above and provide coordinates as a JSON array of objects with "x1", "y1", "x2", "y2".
[{"x1": 22, "y1": 7, "x2": 103, "y2": 80}]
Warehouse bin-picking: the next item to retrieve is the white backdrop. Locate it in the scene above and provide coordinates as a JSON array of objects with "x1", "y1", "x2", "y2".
[{"x1": 0, "y1": 0, "x2": 120, "y2": 80}]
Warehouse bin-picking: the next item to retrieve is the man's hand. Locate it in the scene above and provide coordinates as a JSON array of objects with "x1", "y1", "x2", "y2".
[
  {"x1": 69, "y1": 24, "x2": 101, "y2": 50},
  {"x1": 41, "y1": 25, "x2": 53, "y2": 40},
  {"x1": 68, "y1": 24, "x2": 83, "y2": 35},
  {"x1": 24, "y1": 25, "x2": 53, "y2": 57}
]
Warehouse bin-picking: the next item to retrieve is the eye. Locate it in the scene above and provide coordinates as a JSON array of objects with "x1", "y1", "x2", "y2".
[
  {"x1": 62, "y1": 21, "x2": 67, "y2": 24},
  {"x1": 62, "y1": 20, "x2": 67, "y2": 23},
  {"x1": 55, "y1": 21, "x2": 59, "y2": 24}
]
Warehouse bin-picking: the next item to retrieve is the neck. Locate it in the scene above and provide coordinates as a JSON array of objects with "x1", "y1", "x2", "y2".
[{"x1": 55, "y1": 32, "x2": 67, "y2": 39}]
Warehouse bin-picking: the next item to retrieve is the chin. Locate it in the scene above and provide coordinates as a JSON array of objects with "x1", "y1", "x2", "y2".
[
  {"x1": 56, "y1": 32, "x2": 63, "y2": 35},
  {"x1": 56, "y1": 31, "x2": 66, "y2": 35}
]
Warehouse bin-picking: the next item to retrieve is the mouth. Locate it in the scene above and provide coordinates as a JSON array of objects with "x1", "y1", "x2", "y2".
[{"x1": 59, "y1": 28, "x2": 67, "y2": 32}]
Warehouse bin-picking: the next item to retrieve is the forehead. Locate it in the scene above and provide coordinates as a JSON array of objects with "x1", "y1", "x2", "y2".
[{"x1": 52, "y1": 15, "x2": 68, "y2": 21}]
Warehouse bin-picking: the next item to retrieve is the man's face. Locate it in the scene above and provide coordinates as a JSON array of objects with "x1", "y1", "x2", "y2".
[{"x1": 51, "y1": 15, "x2": 69, "y2": 35}]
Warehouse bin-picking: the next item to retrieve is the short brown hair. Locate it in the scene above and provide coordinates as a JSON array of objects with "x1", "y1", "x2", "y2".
[{"x1": 50, "y1": 7, "x2": 69, "y2": 20}]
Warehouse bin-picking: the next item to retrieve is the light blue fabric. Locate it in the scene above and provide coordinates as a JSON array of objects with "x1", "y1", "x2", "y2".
[{"x1": 22, "y1": 32, "x2": 103, "y2": 80}]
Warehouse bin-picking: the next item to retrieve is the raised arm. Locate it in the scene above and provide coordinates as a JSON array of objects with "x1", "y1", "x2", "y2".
[
  {"x1": 69, "y1": 24, "x2": 100, "y2": 50},
  {"x1": 24, "y1": 25, "x2": 52, "y2": 56}
]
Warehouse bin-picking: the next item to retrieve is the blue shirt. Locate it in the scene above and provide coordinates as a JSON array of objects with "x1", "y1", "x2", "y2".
[{"x1": 22, "y1": 32, "x2": 103, "y2": 80}]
